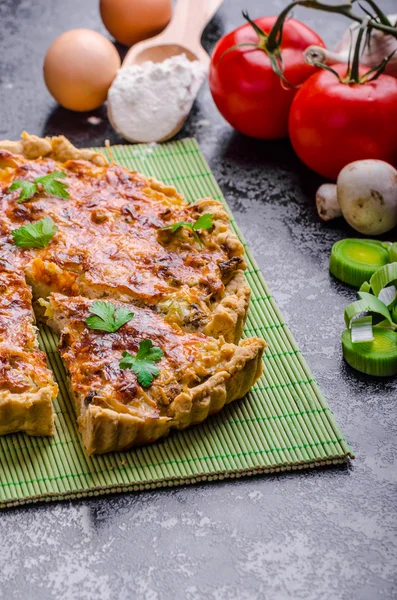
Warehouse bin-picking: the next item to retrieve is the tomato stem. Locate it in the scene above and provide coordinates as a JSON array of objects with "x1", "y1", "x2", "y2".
[
  {"x1": 265, "y1": 4, "x2": 292, "y2": 53},
  {"x1": 314, "y1": 16, "x2": 395, "y2": 84},
  {"x1": 240, "y1": 11, "x2": 293, "y2": 86},
  {"x1": 345, "y1": 15, "x2": 397, "y2": 83},
  {"x1": 362, "y1": 48, "x2": 397, "y2": 81},
  {"x1": 241, "y1": 10, "x2": 268, "y2": 43},
  {"x1": 352, "y1": 0, "x2": 392, "y2": 27},
  {"x1": 312, "y1": 61, "x2": 344, "y2": 81},
  {"x1": 350, "y1": 18, "x2": 368, "y2": 82},
  {"x1": 275, "y1": 0, "x2": 397, "y2": 40},
  {"x1": 216, "y1": 42, "x2": 260, "y2": 66},
  {"x1": 236, "y1": 0, "x2": 396, "y2": 87}
]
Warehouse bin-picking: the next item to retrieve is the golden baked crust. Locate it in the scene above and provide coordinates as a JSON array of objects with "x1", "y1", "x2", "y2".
[
  {"x1": 44, "y1": 294, "x2": 265, "y2": 454},
  {"x1": 0, "y1": 266, "x2": 57, "y2": 436},
  {"x1": 0, "y1": 133, "x2": 264, "y2": 452},
  {"x1": 0, "y1": 131, "x2": 108, "y2": 166}
]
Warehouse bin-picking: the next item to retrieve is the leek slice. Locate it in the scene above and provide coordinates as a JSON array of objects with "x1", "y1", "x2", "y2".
[
  {"x1": 370, "y1": 263, "x2": 397, "y2": 308},
  {"x1": 351, "y1": 316, "x2": 374, "y2": 343},
  {"x1": 379, "y1": 286, "x2": 397, "y2": 307},
  {"x1": 342, "y1": 328, "x2": 397, "y2": 376},
  {"x1": 330, "y1": 239, "x2": 390, "y2": 288},
  {"x1": 344, "y1": 292, "x2": 393, "y2": 329},
  {"x1": 359, "y1": 281, "x2": 371, "y2": 293},
  {"x1": 388, "y1": 243, "x2": 397, "y2": 263}
]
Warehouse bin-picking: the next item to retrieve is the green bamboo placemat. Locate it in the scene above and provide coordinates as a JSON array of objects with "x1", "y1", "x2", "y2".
[{"x1": 0, "y1": 138, "x2": 353, "y2": 508}]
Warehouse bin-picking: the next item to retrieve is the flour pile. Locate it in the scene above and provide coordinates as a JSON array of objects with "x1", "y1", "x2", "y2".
[{"x1": 108, "y1": 54, "x2": 207, "y2": 143}]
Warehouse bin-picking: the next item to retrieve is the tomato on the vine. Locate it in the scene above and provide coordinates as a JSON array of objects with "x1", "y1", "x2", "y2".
[
  {"x1": 288, "y1": 65, "x2": 397, "y2": 179},
  {"x1": 209, "y1": 14, "x2": 325, "y2": 139}
]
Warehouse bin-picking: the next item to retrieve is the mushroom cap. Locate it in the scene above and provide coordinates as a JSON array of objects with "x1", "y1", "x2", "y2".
[{"x1": 337, "y1": 159, "x2": 397, "y2": 236}]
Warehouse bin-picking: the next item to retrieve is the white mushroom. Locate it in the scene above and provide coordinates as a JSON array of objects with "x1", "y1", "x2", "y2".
[
  {"x1": 316, "y1": 183, "x2": 342, "y2": 221},
  {"x1": 316, "y1": 159, "x2": 397, "y2": 235}
]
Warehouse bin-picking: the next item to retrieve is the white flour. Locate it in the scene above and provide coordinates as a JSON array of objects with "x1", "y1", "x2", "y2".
[{"x1": 107, "y1": 54, "x2": 207, "y2": 143}]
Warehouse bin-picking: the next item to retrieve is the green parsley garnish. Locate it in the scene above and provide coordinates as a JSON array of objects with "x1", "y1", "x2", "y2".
[
  {"x1": 11, "y1": 217, "x2": 58, "y2": 249},
  {"x1": 9, "y1": 180, "x2": 36, "y2": 203},
  {"x1": 119, "y1": 339, "x2": 164, "y2": 388},
  {"x1": 161, "y1": 213, "x2": 213, "y2": 246},
  {"x1": 85, "y1": 301, "x2": 134, "y2": 333},
  {"x1": 9, "y1": 170, "x2": 69, "y2": 203}
]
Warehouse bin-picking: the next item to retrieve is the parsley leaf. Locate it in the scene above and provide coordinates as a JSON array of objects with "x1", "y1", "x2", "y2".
[
  {"x1": 11, "y1": 217, "x2": 58, "y2": 248},
  {"x1": 9, "y1": 170, "x2": 69, "y2": 203},
  {"x1": 35, "y1": 171, "x2": 70, "y2": 200},
  {"x1": 85, "y1": 301, "x2": 134, "y2": 333},
  {"x1": 166, "y1": 220, "x2": 192, "y2": 234},
  {"x1": 119, "y1": 339, "x2": 164, "y2": 387},
  {"x1": 161, "y1": 213, "x2": 213, "y2": 246},
  {"x1": 9, "y1": 180, "x2": 37, "y2": 203},
  {"x1": 191, "y1": 213, "x2": 213, "y2": 231}
]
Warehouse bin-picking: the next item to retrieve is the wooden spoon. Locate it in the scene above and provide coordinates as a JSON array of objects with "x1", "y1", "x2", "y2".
[{"x1": 107, "y1": 0, "x2": 223, "y2": 142}]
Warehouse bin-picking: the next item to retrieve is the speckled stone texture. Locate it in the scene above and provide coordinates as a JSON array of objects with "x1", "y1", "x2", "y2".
[{"x1": 0, "y1": 1, "x2": 396, "y2": 598}]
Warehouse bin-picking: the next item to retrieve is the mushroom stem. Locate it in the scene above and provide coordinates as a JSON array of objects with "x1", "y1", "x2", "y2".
[{"x1": 316, "y1": 184, "x2": 342, "y2": 221}]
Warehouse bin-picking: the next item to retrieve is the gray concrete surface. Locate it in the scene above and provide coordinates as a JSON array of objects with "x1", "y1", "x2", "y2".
[{"x1": 0, "y1": 1, "x2": 396, "y2": 598}]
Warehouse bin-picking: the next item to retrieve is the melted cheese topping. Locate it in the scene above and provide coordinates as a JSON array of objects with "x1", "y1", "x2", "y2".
[
  {"x1": 0, "y1": 348, "x2": 54, "y2": 394},
  {"x1": 48, "y1": 294, "x2": 235, "y2": 418},
  {"x1": 0, "y1": 152, "x2": 245, "y2": 330},
  {"x1": 0, "y1": 267, "x2": 57, "y2": 396},
  {"x1": 0, "y1": 268, "x2": 37, "y2": 350}
]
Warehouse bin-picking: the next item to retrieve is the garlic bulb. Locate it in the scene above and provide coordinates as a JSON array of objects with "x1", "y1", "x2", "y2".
[{"x1": 305, "y1": 14, "x2": 397, "y2": 77}]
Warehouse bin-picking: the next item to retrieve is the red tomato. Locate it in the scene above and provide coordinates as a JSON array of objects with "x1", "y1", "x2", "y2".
[
  {"x1": 209, "y1": 17, "x2": 325, "y2": 139},
  {"x1": 288, "y1": 65, "x2": 397, "y2": 179}
]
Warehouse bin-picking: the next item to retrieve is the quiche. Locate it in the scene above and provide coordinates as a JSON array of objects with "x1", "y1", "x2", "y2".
[
  {"x1": 0, "y1": 133, "x2": 266, "y2": 454},
  {"x1": 43, "y1": 294, "x2": 264, "y2": 454}
]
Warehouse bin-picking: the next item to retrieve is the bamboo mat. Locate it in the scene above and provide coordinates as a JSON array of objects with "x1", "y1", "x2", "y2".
[{"x1": 0, "y1": 138, "x2": 353, "y2": 508}]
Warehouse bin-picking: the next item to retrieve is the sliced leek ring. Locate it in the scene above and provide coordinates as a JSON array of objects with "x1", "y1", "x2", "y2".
[
  {"x1": 370, "y1": 263, "x2": 397, "y2": 308},
  {"x1": 342, "y1": 327, "x2": 397, "y2": 377},
  {"x1": 359, "y1": 281, "x2": 371, "y2": 293},
  {"x1": 389, "y1": 243, "x2": 397, "y2": 263},
  {"x1": 344, "y1": 292, "x2": 393, "y2": 329},
  {"x1": 330, "y1": 239, "x2": 390, "y2": 288}
]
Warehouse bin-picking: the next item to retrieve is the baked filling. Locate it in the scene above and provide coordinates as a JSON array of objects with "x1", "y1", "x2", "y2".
[
  {"x1": 0, "y1": 266, "x2": 57, "y2": 436},
  {"x1": 0, "y1": 140, "x2": 248, "y2": 339},
  {"x1": 43, "y1": 294, "x2": 265, "y2": 454},
  {"x1": 0, "y1": 133, "x2": 266, "y2": 453}
]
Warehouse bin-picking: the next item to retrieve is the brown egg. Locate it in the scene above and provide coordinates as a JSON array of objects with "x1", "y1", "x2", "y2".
[
  {"x1": 43, "y1": 29, "x2": 121, "y2": 112},
  {"x1": 100, "y1": 0, "x2": 172, "y2": 47}
]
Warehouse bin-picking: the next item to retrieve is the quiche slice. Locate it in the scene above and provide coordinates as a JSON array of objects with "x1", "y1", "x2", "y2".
[
  {"x1": 0, "y1": 266, "x2": 57, "y2": 436},
  {"x1": 43, "y1": 294, "x2": 265, "y2": 455},
  {"x1": 0, "y1": 133, "x2": 250, "y2": 343}
]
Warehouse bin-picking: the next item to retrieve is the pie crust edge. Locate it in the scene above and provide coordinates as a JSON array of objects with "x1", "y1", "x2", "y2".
[
  {"x1": 76, "y1": 338, "x2": 264, "y2": 455},
  {"x1": 0, "y1": 387, "x2": 55, "y2": 437}
]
